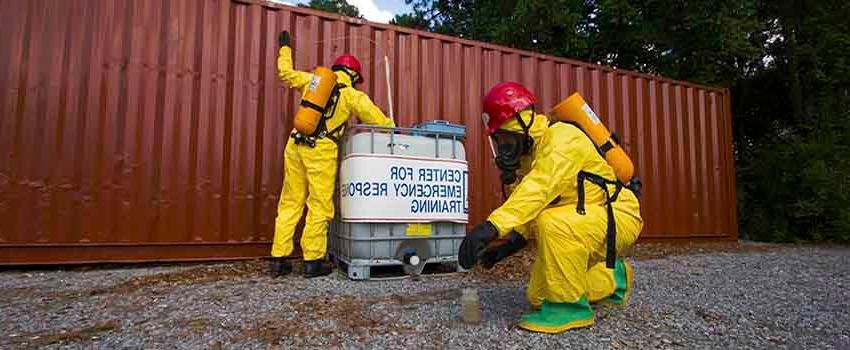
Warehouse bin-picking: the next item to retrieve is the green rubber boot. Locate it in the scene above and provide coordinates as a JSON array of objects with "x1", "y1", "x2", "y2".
[
  {"x1": 518, "y1": 297, "x2": 595, "y2": 333},
  {"x1": 600, "y1": 259, "x2": 633, "y2": 306}
]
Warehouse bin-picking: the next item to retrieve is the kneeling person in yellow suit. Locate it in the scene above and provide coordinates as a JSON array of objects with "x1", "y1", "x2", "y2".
[
  {"x1": 459, "y1": 82, "x2": 643, "y2": 333},
  {"x1": 270, "y1": 31, "x2": 395, "y2": 278}
]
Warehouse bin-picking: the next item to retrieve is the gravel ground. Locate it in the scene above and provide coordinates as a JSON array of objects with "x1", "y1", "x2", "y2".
[{"x1": 1, "y1": 242, "x2": 849, "y2": 349}]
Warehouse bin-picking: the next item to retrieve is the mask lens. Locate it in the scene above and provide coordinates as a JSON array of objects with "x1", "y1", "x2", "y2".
[
  {"x1": 491, "y1": 130, "x2": 524, "y2": 185},
  {"x1": 492, "y1": 130, "x2": 522, "y2": 147},
  {"x1": 492, "y1": 131, "x2": 523, "y2": 158}
]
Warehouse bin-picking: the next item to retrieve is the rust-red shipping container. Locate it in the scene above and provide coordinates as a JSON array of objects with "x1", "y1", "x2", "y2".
[{"x1": 0, "y1": 0, "x2": 737, "y2": 264}]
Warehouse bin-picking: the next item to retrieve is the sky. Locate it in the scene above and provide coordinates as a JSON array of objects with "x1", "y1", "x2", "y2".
[
  {"x1": 270, "y1": 0, "x2": 413, "y2": 23},
  {"x1": 353, "y1": 0, "x2": 412, "y2": 23}
]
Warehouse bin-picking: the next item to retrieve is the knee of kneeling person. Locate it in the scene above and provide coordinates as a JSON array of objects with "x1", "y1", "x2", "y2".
[
  {"x1": 532, "y1": 210, "x2": 558, "y2": 234},
  {"x1": 532, "y1": 209, "x2": 576, "y2": 240}
]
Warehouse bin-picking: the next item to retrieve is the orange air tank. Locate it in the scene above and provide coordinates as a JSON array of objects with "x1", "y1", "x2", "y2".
[
  {"x1": 550, "y1": 92, "x2": 635, "y2": 184},
  {"x1": 294, "y1": 66, "x2": 337, "y2": 135}
]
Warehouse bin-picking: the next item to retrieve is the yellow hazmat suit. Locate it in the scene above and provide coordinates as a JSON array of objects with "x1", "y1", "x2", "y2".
[
  {"x1": 271, "y1": 46, "x2": 395, "y2": 261},
  {"x1": 488, "y1": 111, "x2": 643, "y2": 332}
]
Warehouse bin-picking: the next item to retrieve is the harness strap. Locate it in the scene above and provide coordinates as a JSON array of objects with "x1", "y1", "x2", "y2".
[
  {"x1": 320, "y1": 84, "x2": 347, "y2": 144},
  {"x1": 299, "y1": 99, "x2": 325, "y2": 114},
  {"x1": 325, "y1": 123, "x2": 346, "y2": 144},
  {"x1": 310, "y1": 85, "x2": 341, "y2": 136},
  {"x1": 293, "y1": 83, "x2": 349, "y2": 148},
  {"x1": 554, "y1": 121, "x2": 638, "y2": 268},
  {"x1": 576, "y1": 170, "x2": 624, "y2": 269},
  {"x1": 598, "y1": 140, "x2": 615, "y2": 155}
]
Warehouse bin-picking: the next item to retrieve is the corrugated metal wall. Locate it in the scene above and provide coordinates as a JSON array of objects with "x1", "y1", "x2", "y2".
[{"x1": 0, "y1": 0, "x2": 737, "y2": 264}]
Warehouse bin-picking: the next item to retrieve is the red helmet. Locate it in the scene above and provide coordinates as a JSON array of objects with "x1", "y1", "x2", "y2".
[
  {"x1": 482, "y1": 82, "x2": 537, "y2": 135},
  {"x1": 333, "y1": 54, "x2": 363, "y2": 83}
]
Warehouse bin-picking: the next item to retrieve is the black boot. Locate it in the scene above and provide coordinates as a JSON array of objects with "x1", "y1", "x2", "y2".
[
  {"x1": 303, "y1": 260, "x2": 333, "y2": 278},
  {"x1": 269, "y1": 258, "x2": 292, "y2": 278}
]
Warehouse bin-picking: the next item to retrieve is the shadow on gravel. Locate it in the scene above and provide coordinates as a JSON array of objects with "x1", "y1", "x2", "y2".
[
  {"x1": 241, "y1": 288, "x2": 461, "y2": 346},
  {"x1": 0, "y1": 260, "x2": 268, "y2": 303},
  {"x1": 86, "y1": 261, "x2": 265, "y2": 296},
  {"x1": 464, "y1": 241, "x2": 790, "y2": 282},
  {"x1": 6, "y1": 321, "x2": 121, "y2": 348},
  {"x1": 628, "y1": 241, "x2": 789, "y2": 260}
]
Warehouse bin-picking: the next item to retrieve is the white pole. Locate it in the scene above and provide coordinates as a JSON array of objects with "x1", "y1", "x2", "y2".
[
  {"x1": 384, "y1": 55, "x2": 395, "y2": 123},
  {"x1": 482, "y1": 114, "x2": 497, "y2": 158},
  {"x1": 487, "y1": 136, "x2": 497, "y2": 159}
]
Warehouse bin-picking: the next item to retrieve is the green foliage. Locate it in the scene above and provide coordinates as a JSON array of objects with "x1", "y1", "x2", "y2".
[
  {"x1": 390, "y1": 13, "x2": 430, "y2": 30},
  {"x1": 394, "y1": 0, "x2": 850, "y2": 242},
  {"x1": 589, "y1": 0, "x2": 763, "y2": 86},
  {"x1": 735, "y1": 0, "x2": 850, "y2": 243},
  {"x1": 738, "y1": 103, "x2": 850, "y2": 242},
  {"x1": 397, "y1": 0, "x2": 762, "y2": 86},
  {"x1": 299, "y1": 0, "x2": 361, "y2": 18}
]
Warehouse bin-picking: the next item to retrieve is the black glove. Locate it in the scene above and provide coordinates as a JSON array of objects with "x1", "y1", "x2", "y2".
[
  {"x1": 480, "y1": 231, "x2": 527, "y2": 269},
  {"x1": 458, "y1": 221, "x2": 498, "y2": 269},
  {"x1": 278, "y1": 31, "x2": 290, "y2": 47}
]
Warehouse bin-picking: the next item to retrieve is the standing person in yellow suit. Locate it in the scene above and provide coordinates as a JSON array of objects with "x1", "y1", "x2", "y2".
[
  {"x1": 458, "y1": 82, "x2": 643, "y2": 333},
  {"x1": 270, "y1": 31, "x2": 395, "y2": 278}
]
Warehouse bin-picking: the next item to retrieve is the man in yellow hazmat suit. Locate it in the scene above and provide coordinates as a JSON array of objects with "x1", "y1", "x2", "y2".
[
  {"x1": 270, "y1": 31, "x2": 395, "y2": 278},
  {"x1": 458, "y1": 82, "x2": 643, "y2": 333}
]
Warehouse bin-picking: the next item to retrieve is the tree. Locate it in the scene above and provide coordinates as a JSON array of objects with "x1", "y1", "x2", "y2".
[
  {"x1": 299, "y1": 0, "x2": 361, "y2": 18},
  {"x1": 394, "y1": 0, "x2": 595, "y2": 59},
  {"x1": 390, "y1": 13, "x2": 430, "y2": 30},
  {"x1": 396, "y1": 0, "x2": 762, "y2": 86},
  {"x1": 734, "y1": 0, "x2": 850, "y2": 242},
  {"x1": 588, "y1": 0, "x2": 763, "y2": 86}
]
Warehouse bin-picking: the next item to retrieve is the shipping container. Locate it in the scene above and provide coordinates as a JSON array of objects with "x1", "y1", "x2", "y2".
[{"x1": 0, "y1": 0, "x2": 737, "y2": 264}]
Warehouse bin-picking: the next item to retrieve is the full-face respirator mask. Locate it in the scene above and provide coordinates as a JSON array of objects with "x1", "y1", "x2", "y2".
[{"x1": 484, "y1": 109, "x2": 535, "y2": 185}]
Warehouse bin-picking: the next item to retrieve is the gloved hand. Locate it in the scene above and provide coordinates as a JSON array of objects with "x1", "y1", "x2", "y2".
[
  {"x1": 479, "y1": 230, "x2": 527, "y2": 269},
  {"x1": 278, "y1": 31, "x2": 290, "y2": 47},
  {"x1": 458, "y1": 221, "x2": 498, "y2": 269}
]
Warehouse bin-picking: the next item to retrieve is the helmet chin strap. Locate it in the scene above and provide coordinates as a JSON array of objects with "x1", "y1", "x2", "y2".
[
  {"x1": 514, "y1": 106, "x2": 535, "y2": 155},
  {"x1": 332, "y1": 65, "x2": 361, "y2": 85}
]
